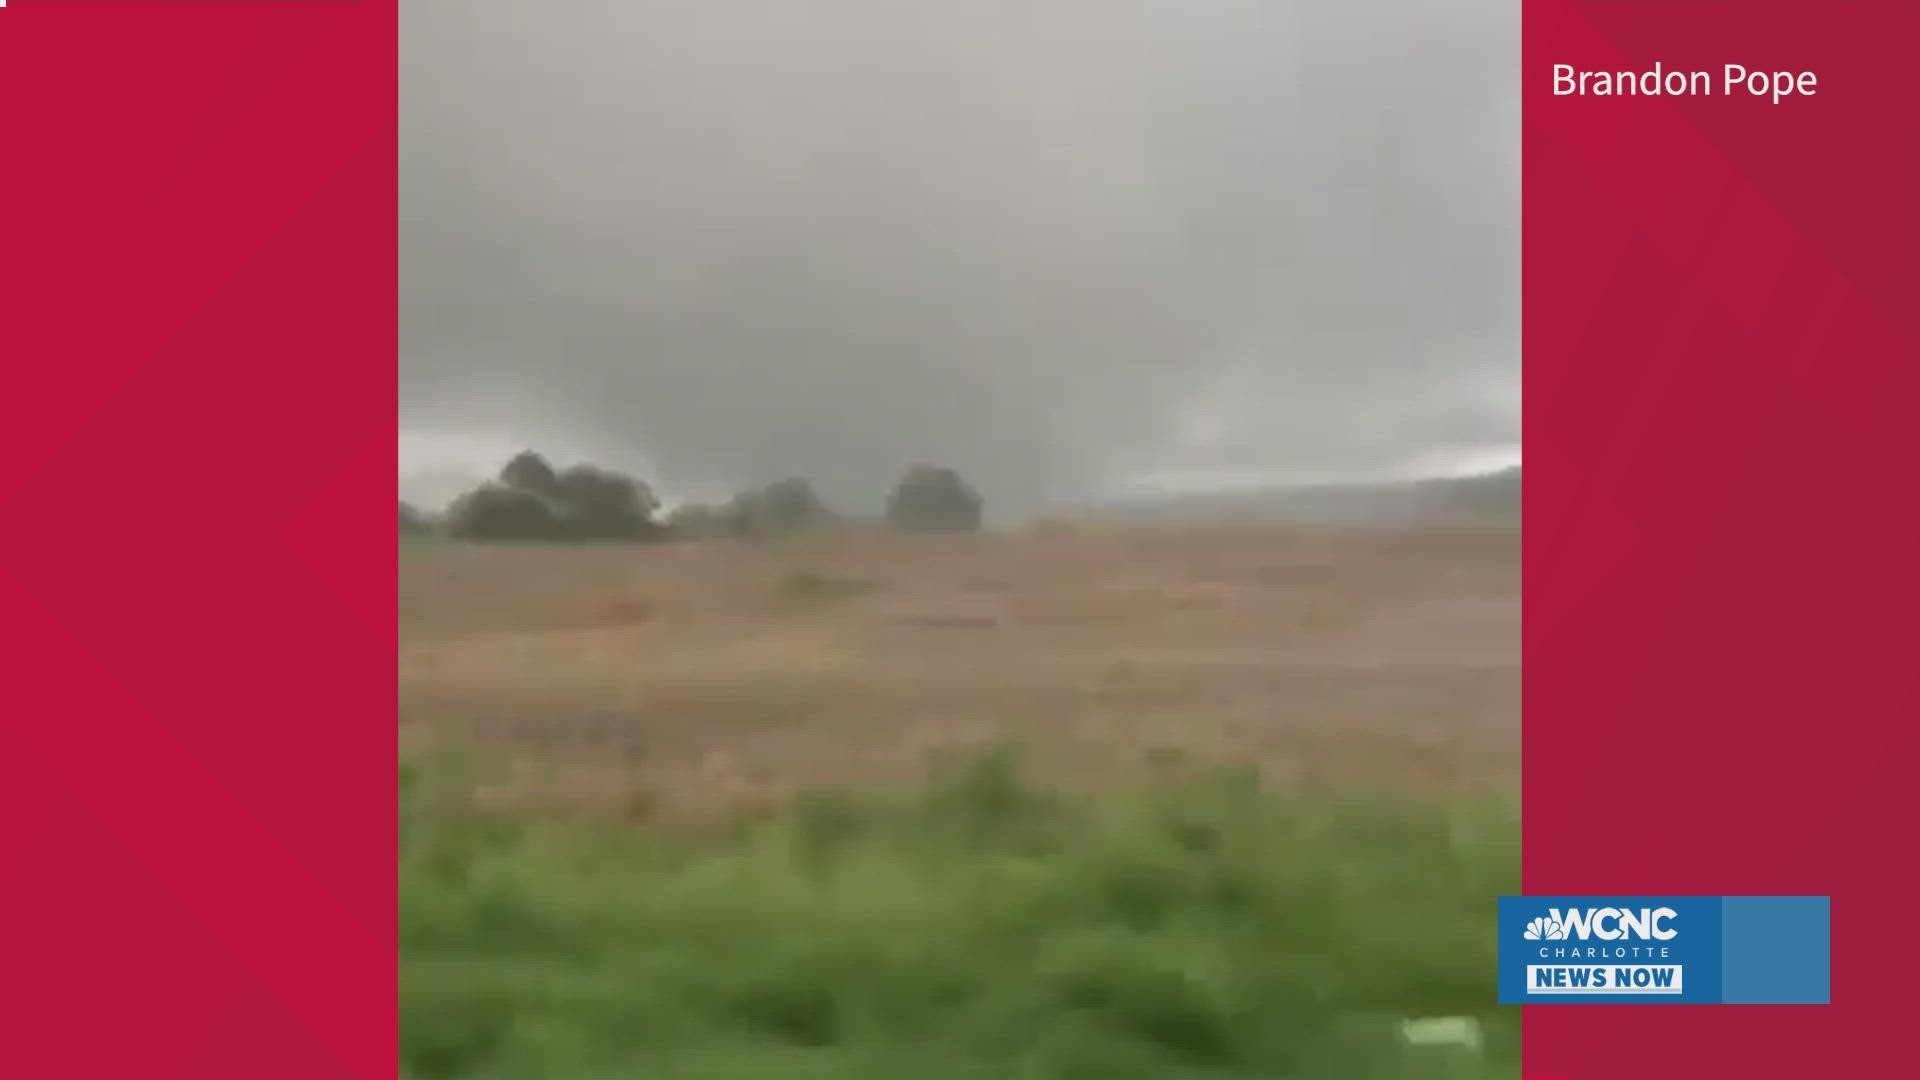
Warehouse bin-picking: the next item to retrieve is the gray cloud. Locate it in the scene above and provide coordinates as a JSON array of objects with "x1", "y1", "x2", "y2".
[{"x1": 402, "y1": 0, "x2": 1517, "y2": 514}]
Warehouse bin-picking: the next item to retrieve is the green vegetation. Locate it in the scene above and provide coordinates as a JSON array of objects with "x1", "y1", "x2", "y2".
[
  {"x1": 730, "y1": 477, "x2": 839, "y2": 536},
  {"x1": 401, "y1": 752, "x2": 1517, "y2": 1079},
  {"x1": 422, "y1": 451, "x2": 992, "y2": 542},
  {"x1": 445, "y1": 451, "x2": 663, "y2": 542},
  {"x1": 886, "y1": 464, "x2": 984, "y2": 532},
  {"x1": 780, "y1": 567, "x2": 883, "y2": 602}
]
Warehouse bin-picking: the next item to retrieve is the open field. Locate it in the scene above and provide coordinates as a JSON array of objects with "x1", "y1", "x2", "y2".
[
  {"x1": 401, "y1": 521, "x2": 1519, "y2": 816},
  {"x1": 401, "y1": 520, "x2": 1520, "y2": 1079}
]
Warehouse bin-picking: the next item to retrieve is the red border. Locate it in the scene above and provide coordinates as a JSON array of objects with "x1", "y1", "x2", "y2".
[
  {"x1": 1, "y1": 2, "x2": 395, "y2": 1076},
  {"x1": 4, "y1": 1, "x2": 1913, "y2": 1076},
  {"x1": 1525, "y1": 1, "x2": 1915, "y2": 1076}
]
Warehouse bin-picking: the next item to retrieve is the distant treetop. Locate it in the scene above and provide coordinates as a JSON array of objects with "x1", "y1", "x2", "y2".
[
  {"x1": 423, "y1": 452, "x2": 988, "y2": 542},
  {"x1": 499, "y1": 450, "x2": 560, "y2": 496},
  {"x1": 444, "y1": 451, "x2": 661, "y2": 541},
  {"x1": 886, "y1": 465, "x2": 983, "y2": 532}
]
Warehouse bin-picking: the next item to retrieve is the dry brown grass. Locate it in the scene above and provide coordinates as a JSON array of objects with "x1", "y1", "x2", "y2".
[{"x1": 400, "y1": 520, "x2": 1518, "y2": 815}]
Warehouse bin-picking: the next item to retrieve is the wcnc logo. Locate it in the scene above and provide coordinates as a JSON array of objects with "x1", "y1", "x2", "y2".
[
  {"x1": 1498, "y1": 896, "x2": 1722, "y2": 1004},
  {"x1": 1523, "y1": 906, "x2": 1677, "y2": 944}
]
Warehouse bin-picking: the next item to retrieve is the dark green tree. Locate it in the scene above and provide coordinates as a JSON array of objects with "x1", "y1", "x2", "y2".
[
  {"x1": 552, "y1": 464, "x2": 659, "y2": 540},
  {"x1": 728, "y1": 477, "x2": 835, "y2": 535},
  {"x1": 445, "y1": 483, "x2": 558, "y2": 540},
  {"x1": 499, "y1": 450, "x2": 560, "y2": 496},
  {"x1": 447, "y1": 451, "x2": 663, "y2": 541},
  {"x1": 885, "y1": 465, "x2": 982, "y2": 532}
]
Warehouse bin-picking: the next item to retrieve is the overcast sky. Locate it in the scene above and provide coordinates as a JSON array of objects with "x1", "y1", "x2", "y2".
[{"x1": 401, "y1": 0, "x2": 1518, "y2": 515}]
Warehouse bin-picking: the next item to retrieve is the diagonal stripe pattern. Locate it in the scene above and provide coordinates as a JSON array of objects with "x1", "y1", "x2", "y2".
[
  {"x1": 0, "y1": 4, "x2": 396, "y2": 1077},
  {"x1": 1525, "y1": 1, "x2": 1917, "y2": 1076}
]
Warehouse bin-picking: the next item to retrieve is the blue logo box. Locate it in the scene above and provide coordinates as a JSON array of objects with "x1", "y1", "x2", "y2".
[{"x1": 1497, "y1": 895, "x2": 1829, "y2": 1004}]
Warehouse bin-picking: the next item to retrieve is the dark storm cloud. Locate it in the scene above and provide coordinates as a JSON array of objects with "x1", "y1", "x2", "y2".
[{"x1": 401, "y1": 0, "x2": 1517, "y2": 513}]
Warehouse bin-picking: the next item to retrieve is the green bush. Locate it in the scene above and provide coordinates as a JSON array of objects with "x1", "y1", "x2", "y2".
[
  {"x1": 779, "y1": 568, "x2": 881, "y2": 602},
  {"x1": 401, "y1": 752, "x2": 1518, "y2": 1079}
]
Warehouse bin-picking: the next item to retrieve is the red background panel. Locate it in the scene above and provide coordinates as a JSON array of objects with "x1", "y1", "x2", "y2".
[
  {"x1": 1525, "y1": 0, "x2": 1915, "y2": 1077},
  {"x1": 0, "y1": 2, "x2": 396, "y2": 1078},
  {"x1": 1, "y1": 0, "x2": 1911, "y2": 1077}
]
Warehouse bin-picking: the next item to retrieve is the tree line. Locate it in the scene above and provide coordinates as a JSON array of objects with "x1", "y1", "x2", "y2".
[{"x1": 401, "y1": 451, "x2": 983, "y2": 541}]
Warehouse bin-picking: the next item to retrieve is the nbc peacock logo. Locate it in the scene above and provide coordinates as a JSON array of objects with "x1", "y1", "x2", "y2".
[{"x1": 1523, "y1": 916, "x2": 1568, "y2": 941}]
